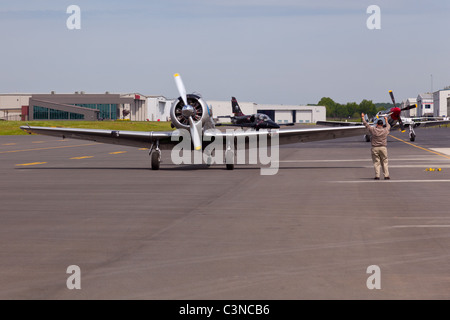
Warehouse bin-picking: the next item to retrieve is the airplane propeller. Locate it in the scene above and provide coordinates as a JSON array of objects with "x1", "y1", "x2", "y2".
[
  {"x1": 174, "y1": 73, "x2": 202, "y2": 151},
  {"x1": 388, "y1": 90, "x2": 417, "y2": 132}
]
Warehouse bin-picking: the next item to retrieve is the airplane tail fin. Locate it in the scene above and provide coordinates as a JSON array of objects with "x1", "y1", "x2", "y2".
[{"x1": 231, "y1": 97, "x2": 244, "y2": 116}]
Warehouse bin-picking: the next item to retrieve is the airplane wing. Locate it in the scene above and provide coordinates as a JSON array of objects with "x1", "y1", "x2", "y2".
[
  {"x1": 316, "y1": 120, "x2": 364, "y2": 127},
  {"x1": 412, "y1": 120, "x2": 450, "y2": 128},
  {"x1": 205, "y1": 125, "x2": 368, "y2": 145},
  {"x1": 317, "y1": 119, "x2": 450, "y2": 130},
  {"x1": 214, "y1": 123, "x2": 255, "y2": 127},
  {"x1": 318, "y1": 120, "x2": 412, "y2": 130},
  {"x1": 20, "y1": 126, "x2": 177, "y2": 149},
  {"x1": 215, "y1": 122, "x2": 294, "y2": 128},
  {"x1": 388, "y1": 119, "x2": 450, "y2": 129},
  {"x1": 21, "y1": 125, "x2": 368, "y2": 149}
]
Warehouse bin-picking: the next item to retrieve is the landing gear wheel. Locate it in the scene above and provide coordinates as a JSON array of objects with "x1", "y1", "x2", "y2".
[
  {"x1": 364, "y1": 135, "x2": 371, "y2": 142},
  {"x1": 226, "y1": 163, "x2": 234, "y2": 170},
  {"x1": 410, "y1": 134, "x2": 415, "y2": 142},
  {"x1": 151, "y1": 151, "x2": 161, "y2": 170},
  {"x1": 225, "y1": 149, "x2": 234, "y2": 170}
]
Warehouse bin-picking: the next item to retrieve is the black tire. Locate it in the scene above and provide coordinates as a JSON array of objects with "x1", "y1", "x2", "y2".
[
  {"x1": 151, "y1": 151, "x2": 160, "y2": 170},
  {"x1": 365, "y1": 135, "x2": 371, "y2": 142},
  {"x1": 410, "y1": 135, "x2": 415, "y2": 142},
  {"x1": 225, "y1": 150, "x2": 234, "y2": 170}
]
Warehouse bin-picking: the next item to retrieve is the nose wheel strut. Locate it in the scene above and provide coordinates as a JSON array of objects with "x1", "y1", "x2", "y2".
[{"x1": 409, "y1": 126, "x2": 416, "y2": 141}]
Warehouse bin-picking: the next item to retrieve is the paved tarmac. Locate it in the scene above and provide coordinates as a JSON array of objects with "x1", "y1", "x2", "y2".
[{"x1": 1, "y1": 125, "x2": 450, "y2": 299}]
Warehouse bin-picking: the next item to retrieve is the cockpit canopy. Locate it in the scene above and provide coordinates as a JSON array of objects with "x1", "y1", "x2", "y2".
[{"x1": 256, "y1": 113, "x2": 271, "y2": 121}]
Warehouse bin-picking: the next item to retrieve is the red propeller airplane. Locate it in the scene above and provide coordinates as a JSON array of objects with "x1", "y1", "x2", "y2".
[{"x1": 317, "y1": 90, "x2": 450, "y2": 142}]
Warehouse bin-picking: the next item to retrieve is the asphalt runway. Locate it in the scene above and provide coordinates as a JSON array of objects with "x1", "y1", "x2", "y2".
[{"x1": 1, "y1": 125, "x2": 450, "y2": 299}]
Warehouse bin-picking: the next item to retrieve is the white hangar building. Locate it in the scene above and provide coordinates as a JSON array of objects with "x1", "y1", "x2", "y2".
[
  {"x1": 433, "y1": 87, "x2": 450, "y2": 117},
  {"x1": 149, "y1": 98, "x2": 326, "y2": 124}
]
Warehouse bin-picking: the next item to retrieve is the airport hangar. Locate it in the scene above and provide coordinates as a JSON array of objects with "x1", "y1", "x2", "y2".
[{"x1": 0, "y1": 92, "x2": 326, "y2": 124}]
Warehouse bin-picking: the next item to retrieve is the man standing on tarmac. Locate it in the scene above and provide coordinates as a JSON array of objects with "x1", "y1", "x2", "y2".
[{"x1": 361, "y1": 113, "x2": 391, "y2": 180}]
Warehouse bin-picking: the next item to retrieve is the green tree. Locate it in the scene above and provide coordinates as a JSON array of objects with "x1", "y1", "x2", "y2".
[
  {"x1": 359, "y1": 99, "x2": 377, "y2": 117},
  {"x1": 335, "y1": 103, "x2": 348, "y2": 119},
  {"x1": 318, "y1": 97, "x2": 336, "y2": 118},
  {"x1": 345, "y1": 102, "x2": 358, "y2": 119},
  {"x1": 318, "y1": 97, "x2": 387, "y2": 120}
]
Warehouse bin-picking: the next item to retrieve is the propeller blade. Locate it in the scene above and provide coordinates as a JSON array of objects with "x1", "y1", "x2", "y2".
[
  {"x1": 174, "y1": 73, "x2": 188, "y2": 106},
  {"x1": 401, "y1": 104, "x2": 417, "y2": 111},
  {"x1": 189, "y1": 116, "x2": 202, "y2": 151},
  {"x1": 389, "y1": 90, "x2": 396, "y2": 106}
]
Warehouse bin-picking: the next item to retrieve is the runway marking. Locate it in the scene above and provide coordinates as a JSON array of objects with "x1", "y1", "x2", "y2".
[
  {"x1": 2, "y1": 143, "x2": 17, "y2": 146},
  {"x1": 390, "y1": 135, "x2": 450, "y2": 160},
  {"x1": 331, "y1": 180, "x2": 450, "y2": 183},
  {"x1": 139, "y1": 148, "x2": 149, "y2": 150},
  {"x1": 70, "y1": 156, "x2": 94, "y2": 160},
  {"x1": 109, "y1": 151, "x2": 127, "y2": 154},
  {"x1": 430, "y1": 148, "x2": 450, "y2": 156},
  {"x1": 16, "y1": 162, "x2": 47, "y2": 166},
  {"x1": 32, "y1": 141, "x2": 46, "y2": 144},
  {"x1": 0, "y1": 143, "x2": 100, "y2": 154}
]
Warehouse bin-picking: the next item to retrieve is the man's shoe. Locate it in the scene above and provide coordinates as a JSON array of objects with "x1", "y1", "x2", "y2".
[
  {"x1": 384, "y1": 177, "x2": 390, "y2": 180},
  {"x1": 374, "y1": 177, "x2": 380, "y2": 180}
]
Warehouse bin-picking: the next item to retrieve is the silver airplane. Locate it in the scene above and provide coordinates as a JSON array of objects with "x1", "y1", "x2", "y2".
[{"x1": 21, "y1": 74, "x2": 368, "y2": 170}]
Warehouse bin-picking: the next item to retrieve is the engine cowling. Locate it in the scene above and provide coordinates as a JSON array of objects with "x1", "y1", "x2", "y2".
[
  {"x1": 170, "y1": 94, "x2": 209, "y2": 130},
  {"x1": 390, "y1": 107, "x2": 401, "y2": 120}
]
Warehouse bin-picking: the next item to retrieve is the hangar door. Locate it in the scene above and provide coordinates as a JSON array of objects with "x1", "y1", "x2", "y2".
[
  {"x1": 447, "y1": 97, "x2": 450, "y2": 117},
  {"x1": 274, "y1": 110, "x2": 293, "y2": 123},
  {"x1": 296, "y1": 110, "x2": 312, "y2": 123}
]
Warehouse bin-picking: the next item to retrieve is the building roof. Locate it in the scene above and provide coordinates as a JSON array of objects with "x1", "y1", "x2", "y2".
[{"x1": 417, "y1": 93, "x2": 433, "y2": 99}]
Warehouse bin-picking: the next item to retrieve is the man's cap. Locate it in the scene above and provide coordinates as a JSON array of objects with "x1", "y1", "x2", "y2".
[{"x1": 377, "y1": 120, "x2": 384, "y2": 125}]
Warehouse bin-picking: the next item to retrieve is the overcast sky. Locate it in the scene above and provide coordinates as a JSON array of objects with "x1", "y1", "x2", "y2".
[{"x1": 1, "y1": 0, "x2": 449, "y2": 105}]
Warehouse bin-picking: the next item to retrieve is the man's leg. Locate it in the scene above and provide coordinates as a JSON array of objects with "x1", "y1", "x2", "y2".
[
  {"x1": 371, "y1": 147, "x2": 381, "y2": 178},
  {"x1": 379, "y1": 146, "x2": 389, "y2": 178}
]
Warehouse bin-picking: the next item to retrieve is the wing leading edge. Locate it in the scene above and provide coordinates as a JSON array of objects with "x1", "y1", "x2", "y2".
[
  {"x1": 20, "y1": 126, "x2": 176, "y2": 149},
  {"x1": 21, "y1": 125, "x2": 368, "y2": 149},
  {"x1": 413, "y1": 120, "x2": 450, "y2": 128}
]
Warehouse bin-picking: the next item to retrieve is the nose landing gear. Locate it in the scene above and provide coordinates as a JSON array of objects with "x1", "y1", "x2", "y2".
[{"x1": 149, "y1": 141, "x2": 161, "y2": 170}]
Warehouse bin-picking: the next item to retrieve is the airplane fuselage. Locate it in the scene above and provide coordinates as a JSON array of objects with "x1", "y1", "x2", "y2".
[
  {"x1": 231, "y1": 113, "x2": 280, "y2": 129},
  {"x1": 374, "y1": 107, "x2": 403, "y2": 127}
]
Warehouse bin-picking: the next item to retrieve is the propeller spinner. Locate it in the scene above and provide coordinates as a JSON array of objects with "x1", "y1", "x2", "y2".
[{"x1": 173, "y1": 74, "x2": 202, "y2": 151}]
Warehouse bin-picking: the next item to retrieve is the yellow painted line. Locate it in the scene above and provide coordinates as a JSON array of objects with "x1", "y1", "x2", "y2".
[
  {"x1": 139, "y1": 148, "x2": 149, "y2": 150},
  {"x1": 32, "y1": 141, "x2": 46, "y2": 144},
  {"x1": 0, "y1": 143, "x2": 100, "y2": 154},
  {"x1": 109, "y1": 151, "x2": 127, "y2": 154},
  {"x1": 16, "y1": 162, "x2": 47, "y2": 166},
  {"x1": 70, "y1": 156, "x2": 94, "y2": 160},
  {"x1": 390, "y1": 135, "x2": 450, "y2": 160},
  {"x1": 2, "y1": 143, "x2": 16, "y2": 146}
]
